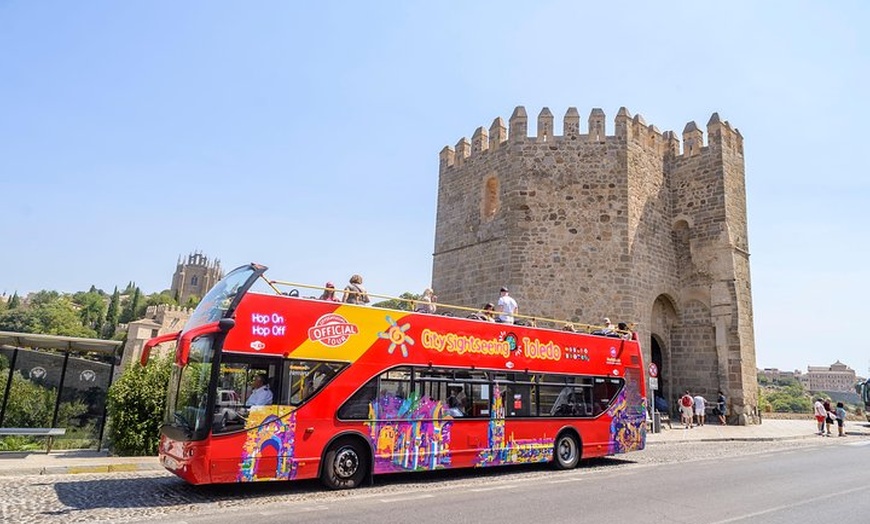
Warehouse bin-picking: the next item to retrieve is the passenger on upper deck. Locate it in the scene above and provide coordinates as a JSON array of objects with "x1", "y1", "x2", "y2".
[
  {"x1": 343, "y1": 274, "x2": 370, "y2": 305},
  {"x1": 481, "y1": 302, "x2": 495, "y2": 321},
  {"x1": 318, "y1": 282, "x2": 340, "y2": 302},
  {"x1": 496, "y1": 287, "x2": 518, "y2": 324},
  {"x1": 415, "y1": 287, "x2": 437, "y2": 313},
  {"x1": 617, "y1": 322, "x2": 632, "y2": 339}
]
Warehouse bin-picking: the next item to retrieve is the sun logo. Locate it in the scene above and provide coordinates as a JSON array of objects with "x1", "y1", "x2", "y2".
[{"x1": 378, "y1": 316, "x2": 415, "y2": 357}]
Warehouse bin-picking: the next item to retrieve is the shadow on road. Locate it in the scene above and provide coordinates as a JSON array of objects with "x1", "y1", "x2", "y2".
[{"x1": 50, "y1": 456, "x2": 636, "y2": 513}]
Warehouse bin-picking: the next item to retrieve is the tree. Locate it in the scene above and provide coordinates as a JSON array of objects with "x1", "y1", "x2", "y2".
[
  {"x1": 34, "y1": 297, "x2": 98, "y2": 337},
  {"x1": 759, "y1": 382, "x2": 812, "y2": 413},
  {"x1": 372, "y1": 292, "x2": 420, "y2": 311},
  {"x1": 0, "y1": 294, "x2": 97, "y2": 337},
  {"x1": 119, "y1": 287, "x2": 142, "y2": 324},
  {"x1": 29, "y1": 290, "x2": 60, "y2": 307},
  {"x1": 106, "y1": 357, "x2": 172, "y2": 455},
  {"x1": 7, "y1": 292, "x2": 21, "y2": 310},
  {"x1": 183, "y1": 294, "x2": 201, "y2": 308},
  {"x1": 103, "y1": 287, "x2": 121, "y2": 338},
  {"x1": 0, "y1": 308, "x2": 40, "y2": 333},
  {"x1": 145, "y1": 291, "x2": 177, "y2": 308},
  {"x1": 74, "y1": 290, "x2": 106, "y2": 333}
]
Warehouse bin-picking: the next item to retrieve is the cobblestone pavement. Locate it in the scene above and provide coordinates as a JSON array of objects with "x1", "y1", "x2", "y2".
[{"x1": 2, "y1": 436, "x2": 867, "y2": 523}]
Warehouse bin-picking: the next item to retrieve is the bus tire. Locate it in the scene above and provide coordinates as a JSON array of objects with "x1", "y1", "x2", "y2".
[
  {"x1": 553, "y1": 432, "x2": 580, "y2": 470},
  {"x1": 321, "y1": 437, "x2": 368, "y2": 490}
]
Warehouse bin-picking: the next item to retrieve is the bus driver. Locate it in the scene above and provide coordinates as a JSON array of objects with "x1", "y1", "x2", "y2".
[{"x1": 247, "y1": 373, "x2": 273, "y2": 406}]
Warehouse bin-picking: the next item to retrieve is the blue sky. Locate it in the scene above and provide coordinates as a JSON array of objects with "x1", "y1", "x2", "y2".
[{"x1": 1, "y1": 1, "x2": 867, "y2": 375}]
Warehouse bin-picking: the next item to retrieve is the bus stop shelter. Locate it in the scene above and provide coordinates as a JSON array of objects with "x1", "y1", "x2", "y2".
[{"x1": 0, "y1": 331, "x2": 122, "y2": 451}]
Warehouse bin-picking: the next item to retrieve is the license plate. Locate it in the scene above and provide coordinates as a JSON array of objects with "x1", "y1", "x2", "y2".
[{"x1": 162, "y1": 456, "x2": 179, "y2": 470}]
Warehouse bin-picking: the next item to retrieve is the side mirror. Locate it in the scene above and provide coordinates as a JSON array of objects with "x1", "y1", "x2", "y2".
[{"x1": 140, "y1": 331, "x2": 182, "y2": 366}]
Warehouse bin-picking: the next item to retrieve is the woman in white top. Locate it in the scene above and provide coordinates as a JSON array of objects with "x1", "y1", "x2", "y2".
[{"x1": 415, "y1": 288, "x2": 437, "y2": 313}]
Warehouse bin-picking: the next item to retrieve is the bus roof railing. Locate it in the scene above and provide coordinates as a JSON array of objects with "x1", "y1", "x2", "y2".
[{"x1": 265, "y1": 278, "x2": 634, "y2": 337}]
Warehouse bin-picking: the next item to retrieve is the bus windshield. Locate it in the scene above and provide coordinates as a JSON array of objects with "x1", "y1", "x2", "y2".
[
  {"x1": 164, "y1": 335, "x2": 217, "y2": 439},
  {"x1": 183, "y1": 264, "x2": 261, "y2": 333}
]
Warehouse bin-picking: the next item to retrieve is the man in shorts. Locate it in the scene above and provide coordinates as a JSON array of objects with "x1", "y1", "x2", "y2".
[
  {"x1": 679, "y1": 391, "x2": 694, "y2": 429},
  {"x1": 693, "y1": 394, "x2": 707, "y2": 426}
]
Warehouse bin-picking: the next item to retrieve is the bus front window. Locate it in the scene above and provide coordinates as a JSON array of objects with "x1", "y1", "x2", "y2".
[
  {"x1": 184, "y1": 264, "x2": 261, "y2": 331},
  {"x1": 165, "y1": 336, "x2": 216, "y2": 439}
]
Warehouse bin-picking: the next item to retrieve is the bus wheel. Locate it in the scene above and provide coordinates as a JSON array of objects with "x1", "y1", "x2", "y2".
[
  {"x1": 321, "y1": 438, "x2": 367, "y2": 490},
  {"x1": 553, "y1": 432, "x2": 580, "y2": 470}
]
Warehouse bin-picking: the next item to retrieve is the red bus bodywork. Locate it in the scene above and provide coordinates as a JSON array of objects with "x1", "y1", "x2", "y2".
[{"x1": 155, "y1": 275, "x2": 647, "y2": 486}]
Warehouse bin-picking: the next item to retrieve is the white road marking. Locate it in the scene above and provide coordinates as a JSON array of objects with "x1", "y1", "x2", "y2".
[
  {"x1": 547, "y1": 477, "x2": 584, "y2": 484},
  {"x1": 708, "y1": 484, "x2": 870, "y2": 524},
  {"x1": 379, "y1": 494, "x2": 435, "y2": 503},
  {"x1": 261, "y1": 505, "x2": 328, "y2": 515},
  {"x1": 470, "y1": 484, "x2": 519, "y2": 492}
]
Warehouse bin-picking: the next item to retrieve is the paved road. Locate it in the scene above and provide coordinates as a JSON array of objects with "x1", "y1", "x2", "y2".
[{"x1": 2, "y1": 436, "x2": 868, "y2": 523}]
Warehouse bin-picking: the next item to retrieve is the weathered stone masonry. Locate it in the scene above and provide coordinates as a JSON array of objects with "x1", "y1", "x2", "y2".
[{"x1": 432, "y1": 106, "x2": 757, "y2": 424}]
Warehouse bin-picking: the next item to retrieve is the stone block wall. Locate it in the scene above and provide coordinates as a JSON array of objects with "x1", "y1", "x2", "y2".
[{"x1": 432, "y1": 106, "x2": 758, "y2": 423}]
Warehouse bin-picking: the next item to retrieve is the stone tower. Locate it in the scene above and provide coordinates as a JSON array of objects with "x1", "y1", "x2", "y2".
[
  {"x1": 170, "y1": 252, "x2": 223, "y2": 304},
  {"x1": 432, "y1": 106, "x2": 758, "y2": 424}
]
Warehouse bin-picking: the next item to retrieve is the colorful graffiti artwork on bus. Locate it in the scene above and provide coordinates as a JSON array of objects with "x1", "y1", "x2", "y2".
[
  {"x1": 237, "y1": 409, "x2": 298, "y2": 482},
  {"x1": 476, "y1": 384, "x2": 553, "y2": 467},
  {"x1": 366, "y1": 391, "x2": 452, "y2": 473},
  {"x1": 606, "y1": 370, "x2": 647, "y2": 454}
]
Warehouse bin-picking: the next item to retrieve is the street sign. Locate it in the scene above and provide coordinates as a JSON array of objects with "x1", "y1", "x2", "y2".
[
  {"x1": 649, "y1": 377, "x2": 659, "y2": 390},
  {"x1": 648, "y1": 363, "x2": 658, "y2": 378}
]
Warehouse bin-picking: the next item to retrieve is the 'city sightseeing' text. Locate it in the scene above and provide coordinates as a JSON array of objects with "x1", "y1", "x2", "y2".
[{"x1": 421, "y1": 329, "x2": 511, "y2": 358}]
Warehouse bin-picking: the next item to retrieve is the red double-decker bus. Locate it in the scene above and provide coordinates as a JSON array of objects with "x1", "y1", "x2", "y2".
[{"x1": 145, "y1": 264, "x2": 646, "y2": 488}]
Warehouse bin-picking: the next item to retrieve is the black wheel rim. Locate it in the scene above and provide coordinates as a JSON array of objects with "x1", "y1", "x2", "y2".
[
  {"x1": 558, "y1": 437, "x2": 576, "y2": 464},
  {"x1": 334, "y1": 447, "x2": 360, "y2": 479}
]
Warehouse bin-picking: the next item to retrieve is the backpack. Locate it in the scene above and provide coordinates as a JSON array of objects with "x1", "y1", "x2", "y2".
[{"x1": 681, "y1": 395, "x2": 693, "y2": 408}]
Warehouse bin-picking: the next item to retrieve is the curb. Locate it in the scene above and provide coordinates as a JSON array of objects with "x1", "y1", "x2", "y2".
[
  {"x1": 646, "y1": 433, "x2": 817, "y2": 444},
  {"x1": 0, "y1": 461, "x2": 163, "y2": 477}
]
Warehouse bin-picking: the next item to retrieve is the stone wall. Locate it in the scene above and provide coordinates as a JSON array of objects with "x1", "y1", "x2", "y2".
[{"x1": 432, "y1": 106, "x2": 758, "y2": 423}]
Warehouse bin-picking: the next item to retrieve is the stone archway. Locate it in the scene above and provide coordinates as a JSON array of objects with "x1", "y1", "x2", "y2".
[
  {"x1": 650, "y1": 294, "x2": 679, "y2": 408},
  {"x1": 650, "y1": 334, "x2": 666, "y2": 414}
]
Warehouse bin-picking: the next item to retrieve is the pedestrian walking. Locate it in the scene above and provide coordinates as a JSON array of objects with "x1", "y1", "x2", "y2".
[
  {"x1": 835, "y1": 402, "x2": 847, "y2": 437},
  {"x1": 813, "y1": 398, "x2": 827, "y2": 435},
  {"x1": 823, "y1": 398, "x2": 834, "y2": 436}
]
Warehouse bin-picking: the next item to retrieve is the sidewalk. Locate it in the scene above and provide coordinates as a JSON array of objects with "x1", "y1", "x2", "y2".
[
  {"x1": 645, "y1": 418, "x2": 825, "y2": 444},
  {"x1": 0, "y1": 449, "x2": 161, "y2": 477},
  {"x1": 0, "y1": 419, "x2": 863, "y2": 478}
]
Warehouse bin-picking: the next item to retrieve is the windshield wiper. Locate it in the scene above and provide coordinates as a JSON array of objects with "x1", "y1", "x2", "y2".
[{"x1": 173, "y1": 411, "x2": 194, "y2": 436}]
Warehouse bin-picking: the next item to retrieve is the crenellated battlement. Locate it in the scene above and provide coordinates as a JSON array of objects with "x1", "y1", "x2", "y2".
[
  {"x1": 145, "y1": 304, "x2": 193, "y2": 319},
  {"x1": 440, "y1": 106, "x2": 743, "y2": 169}
]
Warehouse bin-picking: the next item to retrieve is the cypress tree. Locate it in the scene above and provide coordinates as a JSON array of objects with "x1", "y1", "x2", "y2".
[
  {"x1": 8, "y1": 292, "x2": 20, "y2": 309},
  {"x1": 103, "y1": 287, "x2": 120, "y2": 338}
]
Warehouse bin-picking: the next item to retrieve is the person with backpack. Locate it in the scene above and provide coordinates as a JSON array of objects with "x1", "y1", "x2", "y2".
[
  {"x1": 342, "y1": 274, "x2": 370, "y2": 305},
  {"x1": 680, "y1": 390, "x2": 694, "y2": 429}
]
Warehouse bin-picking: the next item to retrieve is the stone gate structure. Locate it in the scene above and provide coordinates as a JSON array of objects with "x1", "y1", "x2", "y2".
[{"x1": 432, "y1": 106, "x2": 758, "y2": 424}]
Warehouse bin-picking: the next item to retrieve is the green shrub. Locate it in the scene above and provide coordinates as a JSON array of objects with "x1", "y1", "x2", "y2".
[{"x1": 106, "y1": 357, "x2": 172, "y2": 456}]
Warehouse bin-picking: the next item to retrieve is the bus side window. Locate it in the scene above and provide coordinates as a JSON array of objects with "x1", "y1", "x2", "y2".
[
  {"x1": 337, "y1": 379, "x2": 378, "y2": 420},
  {"x1": 592, "y1": 377, "x2": 624, "y2": 416},
  {"x1": 379, "y1": 368, "x2": 412, "y2": 400},
  {"x1": 505, "y1": 383, "x2": 532, "y2": 417}
]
